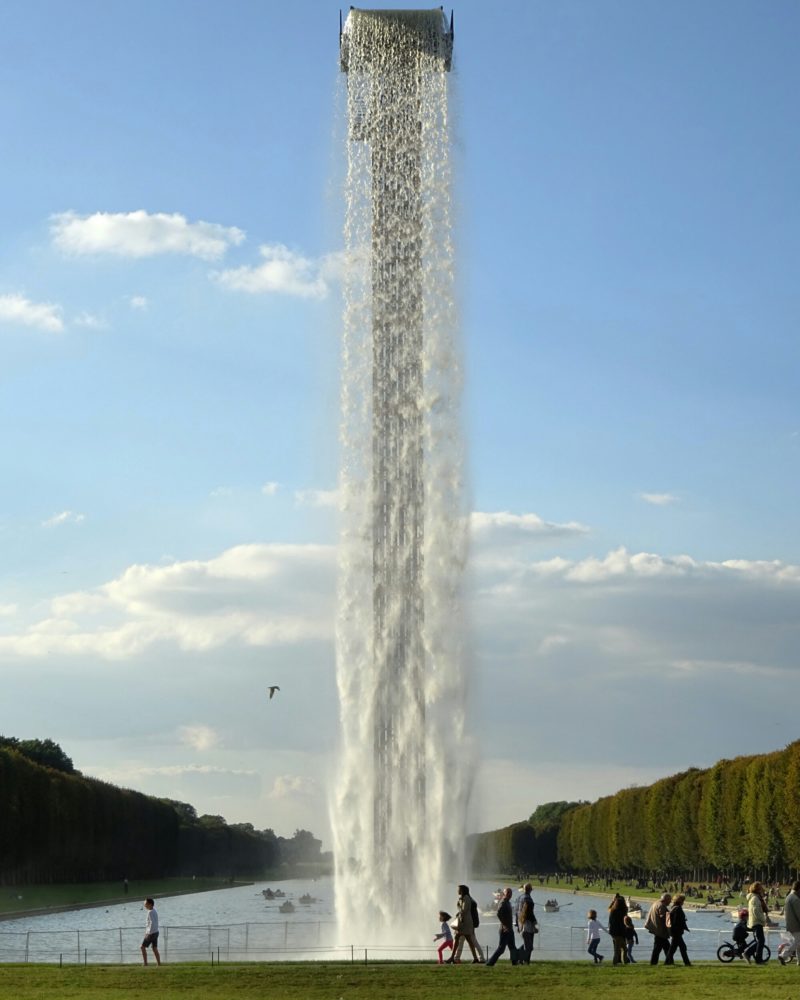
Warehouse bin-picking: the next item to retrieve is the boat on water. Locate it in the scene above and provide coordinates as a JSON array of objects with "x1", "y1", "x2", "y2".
[
  {"x1": 274, "y1": 890, "x2": 285, "y2": 898},
  {"x1": 625, "y1": 898, "x2": 643, "y2": 917},
  {"x1": 298, "y1": 894, "x2": 318, "y2": 904},
  {"x1": 544, "y1": 899, "x2": 559, "y2": 912},
  {"x1": 279, "y1": 900, "x2": 295, "y2": 914},
  {"x1": 262, "y1": 889, "x2": 275, "y2": 899}
]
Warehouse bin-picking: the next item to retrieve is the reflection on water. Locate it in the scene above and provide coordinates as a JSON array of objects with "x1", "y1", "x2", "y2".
[{"x1": 0, "y1": 877, "x2": 764, "y2": 963}]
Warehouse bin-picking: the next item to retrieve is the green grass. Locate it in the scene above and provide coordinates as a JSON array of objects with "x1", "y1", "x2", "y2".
[
  {"x1": 0, "y1": 961, "x2": 792, "y2": 1000},
  {"x1": 0, "y1": 879, "x2": 242, "y2": 916}
]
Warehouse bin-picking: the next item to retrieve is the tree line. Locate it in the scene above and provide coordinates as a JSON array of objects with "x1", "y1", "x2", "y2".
[
  {"x1": 470, "y1": 741, "x2": 800, "y2": 882},
  {"x1": 0, "y1": 739, "x2": 324, "y2": 885}
]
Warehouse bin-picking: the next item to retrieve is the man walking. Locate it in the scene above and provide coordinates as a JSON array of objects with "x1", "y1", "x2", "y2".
[
  {"x1": 516, "y1": 883, "x2": 537, "y2": 964},
  {"x1": 140, "y1": 897, "x2": 161, "y2": 966},
  {"x1": 782, "y1": 881, "x2": 800, "y2": 965},
  {"x1": 486, "y1": 888, "x2": 519, "y2": 966},
  {"x1": 644, "y1": 893, "x2": 671, "y2": 965}
]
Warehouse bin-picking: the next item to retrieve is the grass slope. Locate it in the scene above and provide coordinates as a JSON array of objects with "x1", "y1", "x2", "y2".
[{"x1": 0, "y1": 961, "x2": 791, "y2": 1000}]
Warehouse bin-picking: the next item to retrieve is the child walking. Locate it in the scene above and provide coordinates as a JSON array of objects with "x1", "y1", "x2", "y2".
[
  {"x1": 623, "y1": 914, "x2": 638, "y2": 962},
  {"x1": 587, "y1": 909, "x2": 605, "y2": 963},
  {"x1": 434, "y1": 910, "x2": 454, "y2": 964}
]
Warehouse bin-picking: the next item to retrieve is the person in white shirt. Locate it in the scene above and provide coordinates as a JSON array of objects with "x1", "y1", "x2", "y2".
[
  {"x1": 586, "y1": 908, "x2": 605, "y2": 963},
  {"x1": 141, "y1": 898, "x2": 161, "y2": 966}
]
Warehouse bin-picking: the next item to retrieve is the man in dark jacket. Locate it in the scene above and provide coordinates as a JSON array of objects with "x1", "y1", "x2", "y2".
[
  {"x1": 486, "y1": 887, "x2": 519, "y2": 966},
  {"x1": 516, "y1": 883, "x2": 536, "y2": 964},
  {"x1": 645, "y1": 893, "x2": 672, "y2": 965}
]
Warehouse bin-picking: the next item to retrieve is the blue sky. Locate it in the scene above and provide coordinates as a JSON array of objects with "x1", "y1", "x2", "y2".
[{"x1": 1, "y1": 0, "x2": 798, "y2": 845}]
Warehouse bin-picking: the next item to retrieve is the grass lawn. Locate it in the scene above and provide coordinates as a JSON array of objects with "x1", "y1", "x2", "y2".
[
  {"x1": 0, "y1": 879, "x2": 241, "y2": 917},
  {"x1": 0, "y1": 961, "x2": 791, "y2": 1000}
]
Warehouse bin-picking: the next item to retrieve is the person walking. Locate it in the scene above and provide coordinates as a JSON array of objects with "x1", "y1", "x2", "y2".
[
  {"x1": 516, "y1": 883, "x2": 537, "y2": 964},
  {"x1": 434, "y1": 910, "x2": 454, "y2": 964},
  {"x1": 608, "y1": 893, "x2": 629, "y2": 965},
  {"x1": 747, "y1": 881, "x2": 769, "y2": 964},
  {"x1": 623, "y1": 914, "x2": 638, "y2": 963},
  {"x1": 586, "y1": 909, "x2": 605, "y2": 963},
  {"x1": 140, "y1": 897, "x2": 161, "y2": 966},
  {"x1": 450, "y1": 884, "x2": 484, "y2": 964},
  {"x1": 486, "y1": 888, "x2": 519, "y2": 966},
  {"x1": 645, "y1": 893, "x2": 672, "y2": 965},
  {"x1": 665, "y1": 894, "x2": 691, "y2": 966},
  {"x1": 781, "y1": 881, "x2": 800, "y2": 965}
]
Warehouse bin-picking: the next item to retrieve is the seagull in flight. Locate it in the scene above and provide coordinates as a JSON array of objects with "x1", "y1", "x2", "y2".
[{"x1": 268, "y1": 686, "x2": 280, "y2": 700}]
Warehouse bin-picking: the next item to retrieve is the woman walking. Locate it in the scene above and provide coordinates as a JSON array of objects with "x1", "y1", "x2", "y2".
[
  {"x1": 747, "y1": 881, "x2": 769, "y2": 964},
  {"x1": 665, "y1": 894, "x2": 691, "y2": 966},
  {"x1": 608, "y1": 893, "x2": 629, "y2": 965}
]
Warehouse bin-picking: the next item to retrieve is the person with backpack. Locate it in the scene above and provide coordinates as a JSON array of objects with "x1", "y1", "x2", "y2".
[{"x1": 448, "y1": 884, "x2": 485, "y2": 964}]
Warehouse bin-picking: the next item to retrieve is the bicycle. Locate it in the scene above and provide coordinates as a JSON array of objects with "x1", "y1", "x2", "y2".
[{"x1": 717, "y1": 939, "x2": 771, "y2": 963}]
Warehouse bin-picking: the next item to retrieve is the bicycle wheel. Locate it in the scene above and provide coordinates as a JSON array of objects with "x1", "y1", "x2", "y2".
[
  {"x1": 761, "y1": 944, "x2": 771, "y2": 963},
  {"x1": 717, "y1": 944, "x2": 736, "y2": 963}
]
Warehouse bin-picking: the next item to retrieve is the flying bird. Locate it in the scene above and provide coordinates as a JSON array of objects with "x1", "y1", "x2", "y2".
[{"x1": 268, "y1": 686, "x2": 280, "y2": 700}]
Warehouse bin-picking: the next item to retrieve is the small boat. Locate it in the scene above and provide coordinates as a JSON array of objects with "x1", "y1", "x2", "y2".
[
  {"x1": 279, "y1": 900, "x2": 295, "y2": 914},
  {"x1": 262, "y1": 889, "x2": 275, "y2": 899},
  {"x1": 625, "y1": 898, "x2": 643, "y2": 917},
  {"x1": 299, "y1": 894, "x2": 318, "y2": 904},
  {"x1": 274, "y1": 889, "x2": 285, "y2": 898},
  {"x1": 544, "y1": 899, "x2": 560, "y2": 912}
]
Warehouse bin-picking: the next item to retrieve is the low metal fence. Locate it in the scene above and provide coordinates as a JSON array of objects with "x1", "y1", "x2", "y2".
[{"x1": 0, "y1": 920, "x2": 786, "y2": 965}]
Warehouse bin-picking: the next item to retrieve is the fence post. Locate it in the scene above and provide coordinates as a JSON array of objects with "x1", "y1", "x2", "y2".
[
  {"x1": 245, "y1": 922, "x2": 249, "y2": 956},
  {"x1": 164, "y1": 925, "x2": 168, "y2": 963},
  {"x1": 77, "y1": 930, "x2": 81, "y2": 964},
  {"x1": 25, "y1": 931, "x2": 30, "y2": 963},
  {"x1": 351, "y1": 944, "x2": 354, "y2": 962},
  {"x1": 119, "y1": 926, "x2": 123, "y2": 964},
  {"x1": 364, "y1": 948, "x2": 368, "y2": 965}
]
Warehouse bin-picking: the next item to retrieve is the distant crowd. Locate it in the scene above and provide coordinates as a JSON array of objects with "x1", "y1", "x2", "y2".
[{"x1": 436, "y1": 879, "x2": 800, "y2": 967}]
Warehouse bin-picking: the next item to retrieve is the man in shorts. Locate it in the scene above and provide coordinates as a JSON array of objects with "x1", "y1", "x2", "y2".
[{"x1": 141, "y1": 898, "x2": 161, "y2": 965}]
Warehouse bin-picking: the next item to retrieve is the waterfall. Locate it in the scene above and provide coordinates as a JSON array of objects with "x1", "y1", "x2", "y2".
[{"x1": 332, "y1": 8, "x2": 469, "y2": 945}]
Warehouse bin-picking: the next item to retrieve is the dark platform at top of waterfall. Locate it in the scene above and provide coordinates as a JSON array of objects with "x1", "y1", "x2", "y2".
[{"x1": 339, "y1": 7, "x2": 454, "y2": 72}]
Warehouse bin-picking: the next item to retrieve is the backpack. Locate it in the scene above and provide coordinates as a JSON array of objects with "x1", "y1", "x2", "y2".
[{"x1": 470, "y1": 898, "x2": 480, "y2": 928}]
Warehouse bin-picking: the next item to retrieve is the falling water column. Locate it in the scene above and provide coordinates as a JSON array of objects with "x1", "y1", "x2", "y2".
[{"x1": 334, "y1": 7, "x2": 463, "y2": 943}]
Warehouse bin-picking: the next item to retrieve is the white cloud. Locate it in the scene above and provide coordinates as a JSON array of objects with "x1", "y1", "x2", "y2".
[
  {"x1": 213, "y1": 244, "x2": 332, "y2": 299},
  {"x1": 129, "y1": 295, "x2": 148, "y2": 310},
  {"x1": 261, "y1": 482, "x2": 280, "y2": 496},
  {"x1": 271, "y1": 774, "x2": 318, "y2": 799},
  {"x1": 178, "y1": 724, "x2": 221, "y2": 752},
  {"x1": 0, "y1": 604, "x2": 19, "y2": 617},
  {"x1": 470, "y1": 510, "x2": 589, "y2": 545},
  {"x1": 209, "y1": 486, "x2": 233, "y2": 497},
  {"x1": 0, "y1": 543, "x2": 335, "y2": 659},
  {"x1": 0, "y1": 293, "x2": 64, "y2": 333},
  {"x1": 42, "y1": 510, "x2": 85, "y2": 528},
  {"x1": 73, "y1": 311, "x2": 105, "y2": 329},
  {"x1": 51, "y1": 210, "x2": 245, "y2": 260},
  {"x1": 638, "y1": 492, "x2": 680, "y2": 506},
  {"x1": 294, "y1": 489, "x2": 338, "y2": 508}
]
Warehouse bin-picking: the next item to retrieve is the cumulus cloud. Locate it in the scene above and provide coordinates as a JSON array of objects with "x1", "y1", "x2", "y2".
[
  {"x1": 42, "y1": 510, "x2": 85, "y2": 528},
  {"x1": 178, "y1": 724, "x2": 221, "y2": 751},
  {"x1": 261, "y1": 482, "x2": 280, "y2": 496},
  {"x1": 51, "y1": 210, "x2": 245, "y2": 260},
  {"x1": 128, "y1": 295, "x2": 148, "y2": 310},
  {"x1": 0, "y1": 293, "x2": 64, "y2": 333},
  {"x1": 0, "y1": 543, "x2": 335, "y2": 659},
  {"x1": 213, "y1": 244, "x2": 334, "y2": 299},
  {"x1": 294, "y1": 489, "x2": 338, "y2": 508},
  {"x1": 638, "y1": 492, "x2": 680, "y2": 506}
]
